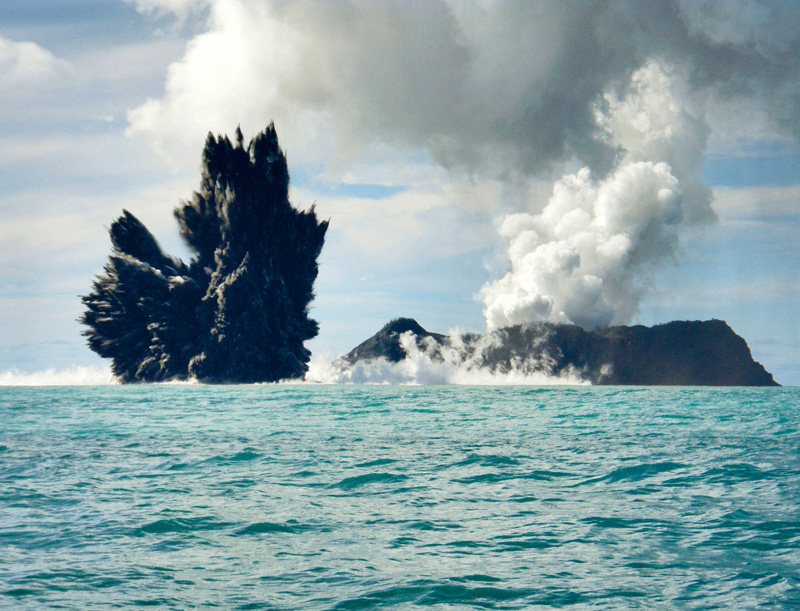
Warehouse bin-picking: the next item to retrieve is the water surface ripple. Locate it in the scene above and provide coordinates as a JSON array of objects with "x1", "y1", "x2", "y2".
[{"x1": 1, "y1": 385, "x2": 799, "y2": 609}]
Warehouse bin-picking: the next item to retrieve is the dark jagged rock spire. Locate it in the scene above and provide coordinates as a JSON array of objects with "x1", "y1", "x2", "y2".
[{"x1": 81, "y1": 123, "x2": 329, "y2": 383}]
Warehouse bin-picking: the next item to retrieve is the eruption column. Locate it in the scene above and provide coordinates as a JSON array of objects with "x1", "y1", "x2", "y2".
[{"x1": 81, "y1": 124, "x2": 328, "y2": 383}]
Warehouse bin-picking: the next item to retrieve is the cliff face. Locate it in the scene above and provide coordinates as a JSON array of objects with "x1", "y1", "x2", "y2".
[
  {"x1": 337, "y1": 318, "x2": 779, "y2": 386},
  {"x1": 589, "y1": 320, "x2": 777, "y2": 386}
]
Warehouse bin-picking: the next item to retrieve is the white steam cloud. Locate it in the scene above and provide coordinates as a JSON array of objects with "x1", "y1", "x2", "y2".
[{"x1": 483, "y1": 61, "x2": 712, "y2": 329}]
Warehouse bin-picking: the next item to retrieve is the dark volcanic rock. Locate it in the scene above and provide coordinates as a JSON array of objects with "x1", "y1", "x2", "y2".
[
  {"x1": 341, "y1": 318, "x2": 446, "y2": 364},
  {"x1": 591, "y1": 320, "x2": 777, "y2": 385},
  {"x1": 81, "y1": 124, "x2": 328, "y2": 383},
  {"x1": 337, "y1": 318, "x2": 778, "y2": 386}
]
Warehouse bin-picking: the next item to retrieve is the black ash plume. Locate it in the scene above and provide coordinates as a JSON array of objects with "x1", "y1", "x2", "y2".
[{"x1": 80, "y1": 124, "x2": 328, "y2": 383}]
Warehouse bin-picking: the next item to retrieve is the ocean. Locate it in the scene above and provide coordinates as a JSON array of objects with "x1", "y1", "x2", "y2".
[{"x1": 1, "y1": 385, "x2": 799, "y2": 609}]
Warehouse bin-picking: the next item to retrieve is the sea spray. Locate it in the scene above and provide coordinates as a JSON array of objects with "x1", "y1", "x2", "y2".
[
  {"x1": 317, "y1": 331, "x2": 588, "y2": 385},
  {"x1": 0, "y1": 365, "x2": 113, "y2": 386}
]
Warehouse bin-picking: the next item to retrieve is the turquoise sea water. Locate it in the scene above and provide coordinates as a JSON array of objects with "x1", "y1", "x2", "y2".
[{"x1": 1, "y1": 385, "x2": 799, "y2": 609}]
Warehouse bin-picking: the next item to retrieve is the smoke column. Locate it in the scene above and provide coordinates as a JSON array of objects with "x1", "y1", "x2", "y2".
[{"x1": 81, "y1": 124, "x2": 328, "y2": 383}]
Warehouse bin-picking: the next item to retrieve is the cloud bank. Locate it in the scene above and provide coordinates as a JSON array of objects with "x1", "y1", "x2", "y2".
[{"x1": 0, "y1": 35, "x2": 71, "y2": 86}]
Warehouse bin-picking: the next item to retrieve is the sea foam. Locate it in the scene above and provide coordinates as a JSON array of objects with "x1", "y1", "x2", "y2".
[{"x1": 0, "y1": 366, "x2": 114, "y2": 386}]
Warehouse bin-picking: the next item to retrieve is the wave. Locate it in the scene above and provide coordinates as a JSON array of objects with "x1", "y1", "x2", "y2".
[{"x1": 0, "y1": 366, "x2": 114, "y2": 386}]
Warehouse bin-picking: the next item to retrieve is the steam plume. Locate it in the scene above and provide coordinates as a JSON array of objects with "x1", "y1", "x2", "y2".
[
  {"x1": 81, "y1": 124, "x2": 328, "y2": 383},
  {"x1": 483, "y1": 62, "x2": 711, "y2": 329}
]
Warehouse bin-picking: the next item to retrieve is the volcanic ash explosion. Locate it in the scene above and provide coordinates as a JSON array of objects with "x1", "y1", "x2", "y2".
[{"x1": 80, "y1": 124, "x2": 328, "y2": 383}]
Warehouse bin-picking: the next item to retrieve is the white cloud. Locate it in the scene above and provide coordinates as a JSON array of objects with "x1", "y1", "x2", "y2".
[
  {"x1": 0, "y1": 35, "x2": 71, "y2": 86},
  {"x1": 334, "y1": 150, "x2": 448, "y2": 188},
  {"x1": 127, "y1": 0, "x2": 310, "y2": 166},
  {"x1": 126, "y1": 0, "x2": 208, "y2": 19},
  {"x1": 712, "y1": 184, "x2": 800, "y2": 220}
]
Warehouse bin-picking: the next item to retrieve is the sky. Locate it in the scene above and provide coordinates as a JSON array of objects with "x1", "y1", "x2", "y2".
[{"x1": 1, "y1": 0, "x2": 799, "y2": 385}]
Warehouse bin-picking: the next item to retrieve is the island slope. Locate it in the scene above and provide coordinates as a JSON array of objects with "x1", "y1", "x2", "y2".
[{"x1": 336, "y1": 318, "x2": 778, "y2": 386}]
